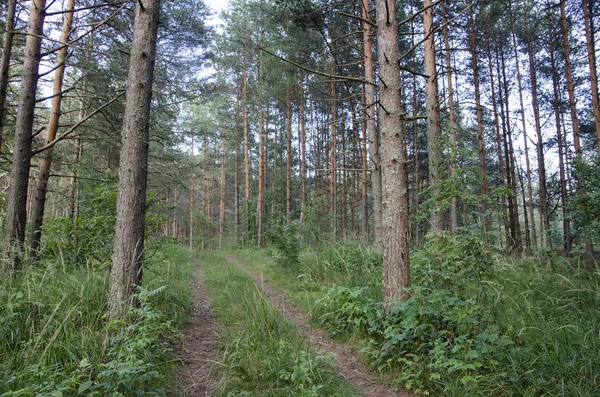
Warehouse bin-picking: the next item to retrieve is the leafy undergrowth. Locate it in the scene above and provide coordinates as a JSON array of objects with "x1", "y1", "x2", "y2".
[
  {"x1": 0, "y1": 244, "x2": 195, "y2": 396},
  {"x1": 233, "y1": 234, "x2": 600, "y2": 396},
  {"x1": 198, "y1": 251, "x2": 361, "y2": 397}
]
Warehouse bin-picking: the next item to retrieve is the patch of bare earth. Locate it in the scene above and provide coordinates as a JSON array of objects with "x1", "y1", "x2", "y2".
[
  {"x1": 226, "y1": 256, "x2": 412, "y2": 397},
  {"x1": 176, "y1": 260, "x2": 217, "y2": 396}
]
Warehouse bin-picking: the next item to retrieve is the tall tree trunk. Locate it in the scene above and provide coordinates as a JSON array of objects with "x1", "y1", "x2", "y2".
[
  {"x1": 189, "y1": 136, "x2": 194, "y2": 250},
  {"x1": 509, "y1": 0, "x2": 536, "y2": 249},
  {"x1": 469, "y1": 5, "x2": 489, "y2": 236},
  {"x1": 442, "y1": 0, "x2": 458, "y2": 234},
  {"x1": 424, "y1": 0, "x2": 444, "y2": 231},
  {"x1": 286, "y1": 85, "x2": 292, "y2": 223},
  {"x1": 362, "y1": 0, "x2": 382, "y2": 247},
  {"x1": 108, "y1": 0, "x2": 160, "y2": 318},
  {"x1": 219, "y1": 137, "x2": 226, "y2": 249},
  {"x1": 2, "y1": 0, "x2": 47, "y2": 270},
  {"x1": 583, "y1": 0, "x2": 600, "y2": 150},
  {"x1": 499, "y1": 48, "x2": 522, "y2": 252},
  {"x1": 330, "y1": 50, "x2": 337, "y2": 240},
  {"x1": 360, "y1": 82, "x2": 369, "y2": 239},
  {"x1": 412, "y1": 73, "x2": 420, "y2": 246},
  {"x1": 300, "y1": 74, "x2": 307, "y2": 223},
  {"x1": 524, "y1": 0, "x2": 550, "y2": 248},
  {"x1": 560, "y1": 0, "x2": 595, "y2": 269},
  {"x1": 548, "y1": 11, "x2": 570, "y2": 253},
  {"x1": 242, "y1": 45, "x2": 250, "y2": 234},
  {"x1": 234, "y1": 89, "x2": 241, "y2": 243},
  {"x1": 486, "y1": 40, "x2": 510, "y2": 246},
  {"x1": 376, "y1": 0, "x2": 411, "y2": 301},
  {"x1": 68, "y1": 137, "x2": 83, "y2": 221},
  {"x1": 29, "y1": 0, "x2": 76, "y2": 258},
  {"x1": 0, "y1": 0, "x2": 17, "y2": 153},
  {"x1": 257, "y1": 42, "x2": 265, "y2": 246}
]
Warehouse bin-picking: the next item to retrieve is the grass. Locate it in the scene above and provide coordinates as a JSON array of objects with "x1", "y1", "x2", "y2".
[
  {"x1": 229, "y1": 239, "x2": 600, "y2": 397},
  {"x1": 0, "y1": 243, "x2": 195, "y2": 396},
  {"x1": 198, "y1": 250, "x2": 362, "y2": 397}
]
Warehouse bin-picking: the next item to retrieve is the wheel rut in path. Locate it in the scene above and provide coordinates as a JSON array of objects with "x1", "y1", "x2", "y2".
[
  {"x1": 176, "y1": 260, "x2": 217, "y2": 396},
  {"x1": 226, "y1": 255, "x2": 411, "y2": 397}
]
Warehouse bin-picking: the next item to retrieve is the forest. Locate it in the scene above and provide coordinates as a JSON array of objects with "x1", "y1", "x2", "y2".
[{"x1": 0, "y1": 0, "x2": 599, "y2": 395}]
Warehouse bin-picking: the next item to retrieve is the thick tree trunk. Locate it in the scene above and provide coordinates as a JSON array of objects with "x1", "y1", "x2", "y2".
[
  {"x1": 2, "y1": 0, "x2": 47, "y2": 270},
  {"x1": 583, "y1": 0, "x2": 600, "y2": 150},
  {"x1": 509, "y1": 1, "x2": 536, "y2": 249},
  {"x1": 0, "y1": 0, "x2": 17, "y2": 152},
  {"x1": 107, "y1": 0, "x2": 160, "y2": 319},
  {"x1": 376, "y1": 0, "x2": 411, "y2": 301},
  {"x1": 29, "y1": 0, "x2": 76, "y2": 258},
  {"x1": 423, "y1": 0, "x2": 444, "y2": 231},
  {"x1": 469, "y1": 6, "x2": 489, "y2": 236}
]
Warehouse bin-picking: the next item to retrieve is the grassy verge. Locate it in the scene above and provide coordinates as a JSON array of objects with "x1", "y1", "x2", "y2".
[
  {"x1": 0, "y1": 244, "x2": 195, "y2": 396},
  {"x1": 230, "y1": 237, "x2": 600, "y2": 396},
  {"x1": 198, "y1": 251, "x2": 362, "y2": 397}
]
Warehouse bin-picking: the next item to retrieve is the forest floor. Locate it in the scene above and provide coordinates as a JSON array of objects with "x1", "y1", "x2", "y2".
[
  {"x1": 177, "y1": 260, "x2": 218, "y2": 396},
  {"x1": 224, "y1": 255, "x2": 410, "y2": 397}
]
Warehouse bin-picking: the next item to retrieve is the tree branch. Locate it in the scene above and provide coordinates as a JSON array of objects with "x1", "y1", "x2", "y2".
[{"x1": 32, "y1": 92, "x2": 124, "y2": 155}]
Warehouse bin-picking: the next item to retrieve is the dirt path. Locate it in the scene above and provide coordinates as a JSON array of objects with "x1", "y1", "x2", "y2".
[
  {"x1": 177, "y1": 261, "x2": 217, "y2": 396},
  {"x1": 226, "y1": 255, "x2": 411, "y2": 397}
]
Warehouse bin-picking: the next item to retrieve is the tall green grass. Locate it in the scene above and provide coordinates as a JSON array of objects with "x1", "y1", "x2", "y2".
[
  {"x1": 236, "y1": 237, "x2": 600, "y2": 396},
  {"x1": 199, "y1": 251, "x2": 362, "y2": 397},
  {"x1": 0, "y1": 244, "x2": 195, "y2": 396}
]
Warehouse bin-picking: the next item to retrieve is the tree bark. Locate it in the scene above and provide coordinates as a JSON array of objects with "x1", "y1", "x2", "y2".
[
  {"x1": 2, "y1": 0, "x2": 47, "y2": 270},
  {"x1": 29, "y1": 0, "x2": 76, "y2": 258},
  {"x1": 423, "y1": 0, "x2": 444, "y2": 231},
  {"x1": 376, "y1": 0, "x2": 411, "y2": 301},
  {"x1": 107, "y1": 0, "x2": 160, "y2": 319},
  {"x1": 0, "y1": 0, "x2": 17, "y2": 153}
]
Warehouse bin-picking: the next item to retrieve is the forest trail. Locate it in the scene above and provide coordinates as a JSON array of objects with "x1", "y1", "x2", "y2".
[
  {"x1": 225, "y1": 255, "x2": 411, "y2": 397},
  {"x1": 177, "y1": 260, "x2": 217, "y2": 396}
]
